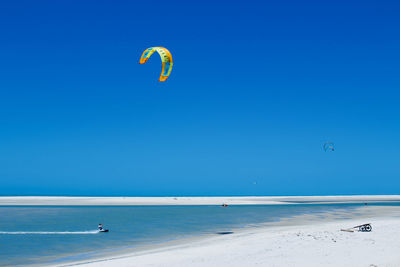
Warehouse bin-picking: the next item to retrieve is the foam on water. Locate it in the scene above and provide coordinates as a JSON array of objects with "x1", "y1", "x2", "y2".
[{"x1": 0, "y1": 230, "x2": 99, "y2": 234}]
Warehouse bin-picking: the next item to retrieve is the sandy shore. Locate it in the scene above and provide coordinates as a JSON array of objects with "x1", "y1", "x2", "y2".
[
  {"x1": 1, "y1": 195, "x2": 400, "y2": 206},
  {"x1": 54, "y1": 205, "x2": 400, "y2": 267}
]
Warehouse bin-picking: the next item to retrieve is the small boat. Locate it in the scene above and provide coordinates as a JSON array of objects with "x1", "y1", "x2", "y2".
[{"x1": 221, "y1": 204, "x2": 228, "y2": 207}]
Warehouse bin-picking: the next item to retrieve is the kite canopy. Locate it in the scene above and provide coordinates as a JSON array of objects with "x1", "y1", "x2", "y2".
[
  {"x1": 323, "y1": 142, "x2": 335, "y2": 152},
  {"x1": 139, "y1": 47, "x2": 173, "y2": 81}
]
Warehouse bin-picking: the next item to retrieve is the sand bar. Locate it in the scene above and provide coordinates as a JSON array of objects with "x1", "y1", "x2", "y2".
[{"x1": 1, "y1": 195, "x2": 400, "y2": 206}]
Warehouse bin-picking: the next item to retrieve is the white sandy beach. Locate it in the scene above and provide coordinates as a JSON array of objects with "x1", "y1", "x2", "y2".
[
  {"x1": 2, "y1": 195, "x2": 400, "y2": 206},
  {"x1": 50, "y1": 204, "x2": 400, "y2": 267}
]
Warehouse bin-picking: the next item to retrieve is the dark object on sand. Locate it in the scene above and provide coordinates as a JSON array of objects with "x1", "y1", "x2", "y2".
[
  {"x1": 341, "y1": 223, "x2": 372, "y2": 232},
  {"x1": 221, "y1": 204, "x2": 228, "y2": 207},
  {"x1": 216, "y1": 231, "x2": 233, "y2": 235},
  {"x1": 357, "y1": 224, "x2": 372, "y2": 232}
]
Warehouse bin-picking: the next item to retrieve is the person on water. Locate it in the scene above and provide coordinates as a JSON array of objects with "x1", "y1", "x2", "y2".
[{"x1": 98, "y1": 223, "x2": 103, "y2": 231}]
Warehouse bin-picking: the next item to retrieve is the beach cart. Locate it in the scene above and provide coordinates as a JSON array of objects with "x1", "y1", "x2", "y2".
[{"x1": 341, "y1": 223, "x2": 372, "y2": 232}]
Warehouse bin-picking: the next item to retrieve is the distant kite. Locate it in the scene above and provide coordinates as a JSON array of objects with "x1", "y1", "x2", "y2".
[
  {"x1": 323, "y1": 142, "x2": 335, "y2": 152},
  {"x1": 139, "y1": 47, "x2": 173, "y2": 81}
]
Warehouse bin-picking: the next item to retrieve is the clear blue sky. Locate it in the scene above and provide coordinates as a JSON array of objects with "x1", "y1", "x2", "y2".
[{"x1": 0, "y1": 0, "x2": 399, "y2": 196}]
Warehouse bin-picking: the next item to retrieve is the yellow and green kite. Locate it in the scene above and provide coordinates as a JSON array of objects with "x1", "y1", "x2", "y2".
[{"x1": 139, "y1": 47, "x2": 173, "y2": 81}]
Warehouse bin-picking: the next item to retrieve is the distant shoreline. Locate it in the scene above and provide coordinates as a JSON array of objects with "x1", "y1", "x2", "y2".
[{"x1": 1, "y1": 195, "x2": 400, "y2": 206}]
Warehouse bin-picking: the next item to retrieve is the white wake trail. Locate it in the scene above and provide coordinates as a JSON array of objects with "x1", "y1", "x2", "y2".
[{"x1": 0, "y1": 230, "x2": 100, "y2": 235}]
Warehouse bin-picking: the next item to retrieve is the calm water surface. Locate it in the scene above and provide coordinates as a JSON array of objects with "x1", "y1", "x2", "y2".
[{"x1": 0, "y1": 204, "x2": 394, "y2": 266}]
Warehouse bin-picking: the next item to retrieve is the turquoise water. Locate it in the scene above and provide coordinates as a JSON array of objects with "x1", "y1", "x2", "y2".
[{"x1": 0, "y1": 204, "x2": 390, "y2": 266}]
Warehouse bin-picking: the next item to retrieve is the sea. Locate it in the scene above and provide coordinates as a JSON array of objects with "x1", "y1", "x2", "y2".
[{"x1": 0, "y1": 203, "x2": 397, "y2": 266}]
